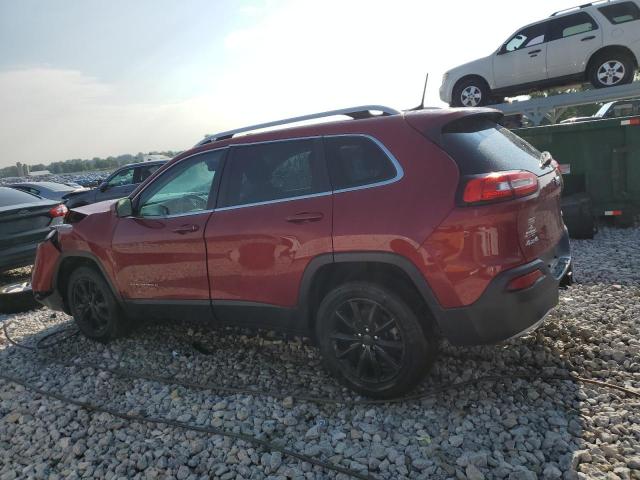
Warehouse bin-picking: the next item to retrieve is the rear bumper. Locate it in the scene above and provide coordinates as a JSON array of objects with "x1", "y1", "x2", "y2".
[{"x1": 435, "y1": 228, "x2": 571, "y2": 346}]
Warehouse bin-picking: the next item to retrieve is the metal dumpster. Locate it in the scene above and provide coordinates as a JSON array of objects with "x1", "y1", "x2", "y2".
[{"x1": 514, "y1": 116, "x2": 640, "y2": 228}]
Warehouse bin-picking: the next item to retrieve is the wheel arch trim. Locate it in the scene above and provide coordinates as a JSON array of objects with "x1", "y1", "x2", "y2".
[
  {"x1": 297, "y1": 252, "x2": 445, "y2": 332},
  {"x1": 52, "y1": 251, "x2": 124, "y2": 309}
]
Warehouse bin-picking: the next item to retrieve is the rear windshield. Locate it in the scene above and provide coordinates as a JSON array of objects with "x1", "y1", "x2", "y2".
[
  {"x1": 0, "y1": 187, "x2": 41, "y2": 207},
  {"x1": 441, "y1": 117, "x2": 553, "y2": 176},
  {"x1": 37, "y1": 182, "x2": 74, "y2": 191}
]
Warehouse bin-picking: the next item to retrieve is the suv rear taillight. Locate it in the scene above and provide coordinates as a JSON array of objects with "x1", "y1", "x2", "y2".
[
  {"x1": 48, "y1": 204, "x2": 68, "y2": 218},
  {"x1": 462, "y1": 170, "x2": 538, "y2": 205}
]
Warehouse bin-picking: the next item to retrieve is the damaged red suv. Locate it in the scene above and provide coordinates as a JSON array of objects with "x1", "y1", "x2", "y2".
[{"x1": 31, "y1": 105, "x2": 571, "y2": 398}]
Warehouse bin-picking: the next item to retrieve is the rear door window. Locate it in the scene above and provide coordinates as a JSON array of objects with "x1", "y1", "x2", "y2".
[
  {"x1": 598, "y1": 1, "x2": 640, "y2": 24},
  {"x1": 441, "y1": 116, "x2": 553, "y2": 176},
  {"x1": 548, "y1": 12, "x2": 598, "y2": 40},
  {"x1": 324, "y1": 136, "x2": 397, "y2": 190},
  {"x1": 218, "y1": 138, "x2": 329, "y2": 208},
  {"x1": 134, "y1": 164, "x2": 162, "y2": 183}
]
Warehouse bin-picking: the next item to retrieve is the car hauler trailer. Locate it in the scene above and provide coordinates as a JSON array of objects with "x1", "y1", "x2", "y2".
[{"x1": 513, "y1": 115, "x2": 640, "y2": 237}]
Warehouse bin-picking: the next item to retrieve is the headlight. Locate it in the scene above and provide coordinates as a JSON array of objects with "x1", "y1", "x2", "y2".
[{"x1": 442, "y1": 72, "x2": 449, "y2": 82}]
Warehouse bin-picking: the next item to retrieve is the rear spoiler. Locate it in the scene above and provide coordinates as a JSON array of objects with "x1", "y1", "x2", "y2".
[{"x1": 404, "y1": 108, "x2": 504, "y2": 146}]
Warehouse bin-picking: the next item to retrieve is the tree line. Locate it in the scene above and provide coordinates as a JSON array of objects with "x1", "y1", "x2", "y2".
[{"x1": 0, "y1": 151, "x2": 180, "y2": 178}]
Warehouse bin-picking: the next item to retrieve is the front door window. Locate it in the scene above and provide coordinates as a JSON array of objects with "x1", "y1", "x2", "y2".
[{"x1": 137, "y1": 151, "x2": 223, "y2": 217}]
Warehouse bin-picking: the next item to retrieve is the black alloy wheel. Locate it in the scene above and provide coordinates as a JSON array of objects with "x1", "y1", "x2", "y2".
[
  {"x1": 67, "y1": 266, "x2": 126, "y2": 341},
  {"x1": 316, "y1": 282, "x2": 435, "y2": 399},
  {"x1": 330, "y1": 298, "x2": 405, "y2": 384}
]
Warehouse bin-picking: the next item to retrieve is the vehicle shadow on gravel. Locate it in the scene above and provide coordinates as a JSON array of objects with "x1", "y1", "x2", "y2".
[{"x1": 4, "y1": 308, "x2": 621, "y2": 479}]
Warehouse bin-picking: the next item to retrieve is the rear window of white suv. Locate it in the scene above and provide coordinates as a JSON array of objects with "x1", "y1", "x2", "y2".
[{"x1": 598, "y1": 1, "x2": 640, "y2": 24}]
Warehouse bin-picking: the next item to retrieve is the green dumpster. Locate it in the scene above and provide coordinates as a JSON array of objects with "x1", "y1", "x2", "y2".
[{"x1": 514, "y1": 116, "x2": 640, "y2": 227}]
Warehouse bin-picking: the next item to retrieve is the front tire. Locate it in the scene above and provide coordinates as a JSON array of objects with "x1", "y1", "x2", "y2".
[
  {"x1": 67, "y1": 266, "x2": 127, "y2": 341},
  {"x1": 589, "y1": 51, "x2": 635, "y2": 89},
  {"x1": 315, "y1": 282, "x2": 436, "y2": 399},
  {"x1": 451, "y1": 77, "x2": 491, "y2": 107}
]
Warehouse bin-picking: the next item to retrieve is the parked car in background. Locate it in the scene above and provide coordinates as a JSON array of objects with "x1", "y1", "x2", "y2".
[
  {"x1": 8, "y1": 181, "x2": 87, "y2": 202},
  {"x1": 0, "y1": 187, "x2": 67, "y2": 272},
  {"x1": 64, "y1": 161, "x2": 166, "y2": 208},
  {"x1": 440, "y1": 0, "x2": 640, "y2": 107},
  {"x1": 560, "y1": 97, "x2": 640, "y2": 123},
  {"x1": 32, "y1": 105, "x2": 571, "y2": 398}
]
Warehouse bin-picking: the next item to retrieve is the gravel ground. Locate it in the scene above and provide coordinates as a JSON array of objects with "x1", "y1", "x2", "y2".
[{"x1": 1, "y1": 227, "x2": 639, "y2": 480}]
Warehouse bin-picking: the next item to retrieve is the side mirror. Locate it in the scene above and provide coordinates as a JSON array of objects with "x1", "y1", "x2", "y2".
[
  {"x1": 99, "y1": 182, "x2": 109, "y2": 192},
  {"x1": 115, "y1": 198, "x2": 133, "y2": 218}
]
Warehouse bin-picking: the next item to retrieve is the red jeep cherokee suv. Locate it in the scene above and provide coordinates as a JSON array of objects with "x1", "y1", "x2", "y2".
[{"x1": 31, "y1": 105, "x2": 570, "y2": 398}]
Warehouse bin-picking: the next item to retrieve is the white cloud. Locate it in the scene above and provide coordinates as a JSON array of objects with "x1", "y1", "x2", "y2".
[
  {"x1": 0, "y1": 0, "x2": 581, "y2": 166},
  {"x1": 0, "y1": 68, "x2": 225, "y2": 166}
]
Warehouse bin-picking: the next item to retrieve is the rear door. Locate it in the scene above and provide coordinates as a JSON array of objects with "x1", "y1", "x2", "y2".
[
  {"x1": 546, "y1": 12, "x2": 601, "y2": 78},
  {"x1": 493, "y1": 22, "x2": 549, "y2": 88},
  {"x1": 205, "y1": 138, "x2": 332, "y2": 323},
  {"x1": 111, "y1": 150, "x2": 224, "y2": 302}
]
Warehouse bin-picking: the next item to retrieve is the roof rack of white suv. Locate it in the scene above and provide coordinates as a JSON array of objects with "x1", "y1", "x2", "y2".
[
  {"x1": 550, "y1": 0, "x2": 609, "y2": 16},
  {"x1": 195, "y1": 105, "x2": 400, "y2": 146}
]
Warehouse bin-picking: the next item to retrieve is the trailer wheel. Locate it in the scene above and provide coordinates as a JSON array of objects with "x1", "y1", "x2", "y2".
[{"x1": 561, "y1": 193, "x2": 595, "y2": 239}]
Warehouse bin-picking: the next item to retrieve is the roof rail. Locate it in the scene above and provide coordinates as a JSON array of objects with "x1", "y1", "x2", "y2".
[
  {"x1": 196, "y1": 105, "x2": 400, "y2": 146},
  {"x1": 550, "y1": 0, "x2": 609, "y2": 16}
]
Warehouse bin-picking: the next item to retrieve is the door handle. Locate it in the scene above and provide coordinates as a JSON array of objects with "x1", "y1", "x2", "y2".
[
  {"x1": 528, "y1": 49, "x2": 541, "y2": 55},
  {"x1": 172, "y1": 224, "x2": 199, "y2": 234},
  {"x1": 285, "y1": 212, "x2": 324, "y2": 223},
  {"x1": 581, "y1": 35, "x2": 596, "y2": 41}
]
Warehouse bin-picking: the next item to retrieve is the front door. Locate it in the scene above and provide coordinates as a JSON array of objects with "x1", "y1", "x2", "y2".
[
  {"x1": 111, "y1": 149, "x2": 225, "y2": 304},
  {"x1": 493, "y1": 22, "x2": 549, "y2": 89},
  {"x1": 205, "y1": 138, "x2": 332, "y2": 328}
]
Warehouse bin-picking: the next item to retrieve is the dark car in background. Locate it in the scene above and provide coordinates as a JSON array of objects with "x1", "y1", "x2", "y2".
[
  {"x1": 64, "y1": 161, "x2": 166, "y2": 208},
  {"x1": 0, "y1": 187, "x2": 67, "y2": 272},
  {"x1": 8, "y1": 181, "x2": 88, "y2": 202},
  {"x1": 560, "y1": 98, "x2": 640, "y2": 123}
]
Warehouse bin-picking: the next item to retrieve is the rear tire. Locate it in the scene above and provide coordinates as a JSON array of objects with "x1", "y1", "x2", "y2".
[
  {"x1": 67, "y1": 266, "x2": 127, "y2": 341},
  {"x1": 588, "y1": 51, "x2": 635, "y2": 89},
  {"x1": 315, "y1": 282, "x2": 436, "y2": 399},
  {"x1": 451, "y1": 77, "x2": 491, "y2": 107}
]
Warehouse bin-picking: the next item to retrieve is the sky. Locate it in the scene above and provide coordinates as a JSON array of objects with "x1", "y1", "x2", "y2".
[{"x1": 0, "y1": 0, "x2": 581, "y2": 167}]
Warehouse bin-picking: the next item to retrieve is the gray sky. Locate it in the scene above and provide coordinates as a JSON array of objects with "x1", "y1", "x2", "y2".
[{"x1": 0, "y1": 0, "x2": 580, "y2": 167}]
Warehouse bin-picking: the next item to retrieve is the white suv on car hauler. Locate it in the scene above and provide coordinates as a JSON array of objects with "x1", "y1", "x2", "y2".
[{"x1": 440, "y1": 0, "x2": 640, "y2": 107}]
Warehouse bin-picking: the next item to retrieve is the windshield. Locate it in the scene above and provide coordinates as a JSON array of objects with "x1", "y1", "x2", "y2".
[{"x1": 595, "y1": 102, "x2": 613, "y2": 117}]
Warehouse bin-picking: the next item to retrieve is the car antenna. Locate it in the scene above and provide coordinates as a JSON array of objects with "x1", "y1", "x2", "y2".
[{"x1": 408, "y1": 74, "x2": 428, "y2": 111}]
